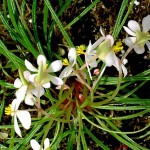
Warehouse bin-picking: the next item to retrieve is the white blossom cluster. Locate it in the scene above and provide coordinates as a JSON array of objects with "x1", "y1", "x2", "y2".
[{"x1": 4, "y1": 15, "x2": 150, "y2": 149}]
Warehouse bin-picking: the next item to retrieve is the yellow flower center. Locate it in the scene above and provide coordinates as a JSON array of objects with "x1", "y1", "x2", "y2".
[
  {"x1": 76, "y1": 45, "x2": 86, "y2": 55},
  {"x1": 113, "y1": 41, "x2": 123, "y2": 53},
  {"x1": 63, "y1": 58, "x2": 70, "y2": 66},
  {"x1": 5, "y1": 104, "x2": 12, "y2": 115}
]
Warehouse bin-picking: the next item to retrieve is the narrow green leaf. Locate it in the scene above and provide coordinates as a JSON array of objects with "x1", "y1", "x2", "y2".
[
  {"x1": 44, "y1": 0, "x2": 73, "y2": 47},
  {"x1": 65, "y1": 0, "x2": 100, "y2": 29},
  {"x1": 32, "y1": 0, "x2": 44, "y2": 54}
]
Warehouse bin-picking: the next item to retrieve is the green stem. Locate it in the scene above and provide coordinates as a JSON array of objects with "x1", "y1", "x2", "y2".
[{"x1": 91, "y1": 61, "x2": 123, "y2": 106}]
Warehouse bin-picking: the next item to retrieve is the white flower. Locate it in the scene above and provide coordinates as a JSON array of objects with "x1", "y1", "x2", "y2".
[
  {"x1": 5, "y1": 99, "x2": 31, "y2": 137},
  {"x1": 85, "y1": 41, "x2": 98, "y2": 68},
  {"x1": 30, "y1": 138, "x2": 50, "y2": 150},
  {"x1": 14, "y1": 71, "x2": 44, "y2": 106},
  {"x1": 25, "y1": 55, "x2": 63, "y2": 87},
  {"x1": 123, "y1": 15, "x2": 150, "y2": 54},
  {"x1": 59, "y1": 48, "x2": 76, "y2": 79},
  {"x1": 94, "y1": 34, "x2": 127, "y2": 77}
]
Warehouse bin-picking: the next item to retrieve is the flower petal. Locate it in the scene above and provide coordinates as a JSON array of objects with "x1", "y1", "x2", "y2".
[
  {"x1": 44, "y1": 138, "x2": 50, "y2": 149},
  {"x1": 68, "y1": 48, "x2": 76, "y2": 66},
  {"x1": 25, "y1": 92, "x2": 35, "y2": 106},
  {"x1": 23, "y1": 71, "x2": 31, "y2": 82},
  {"x1": 105, "y1": 35, "x2": 114, "y2": 46},
  {"x1": 59, "y1": 66, "x2": 73, "y2": 79},
  {"x1": 11, "y1": 99, "x2": 22, "y2": 112},
  {"x1": 31, "y1": 86, "x2": 45, "y2": 97},
  {"x1": 15, "y1": 85, "x2": 27, "y2": 101},
  {"x1": 37, "y1": 55, "x2": 46, "y2": 66},
  {"x1": 128, "y1": 20, "x2": 141, "y2": 32},
  {"x1": 105, "y1": 51, "x2": 120, "y2": 71},
  {"x1": 86, "y1": 41, "x2": 92, "y2": 54},
  {"x1": 14, "y1": 78, "x2": 22, "y2": 88},
  {"x1": 42, "y1": 82, "x2": 51, "y2": 88},
  {"x1": 16, "y1": 110, "x2": 31, "y2": 129},
  {"x1": 14, "y1": 115, "x2": 22, "y2": 137},
  {"x1": 123, "y1": 26, "x2": 136, "y2": 36},
  {"x1": 100, "y1": 26, "x2": 105, "y2": 37},
  {"x1": 121, "y1": 64, "x2": 127, "y2": 77},
  {"x1": 124, "y1": 37, "x2": 136, "y2": 46},
  {"x1": 30, "y1": 139, "x2": 41, "y2": 150},
  {"x1": 87, "y1": 55, "x2": 97, "y2": 68},
  {"x1": 49, "y1": 75, "x2": 63, "y2": 85},
  {"x1": 142, "y1": 15, "x2": 150, "y2": 32},
  {"x1": 25, "y1": 60, "x2": 38, "y2": 72},
  {"x1": 29, "y1": 74, "x2": 37, "y2": 82},
  {"x1": 146, "y1": 41, "x2": 150, "y2": 51},
  {"x1": 134, "y1": 44, "x2": 145, "y2": 54},
  {"x1": 92, "y1": 37, "x2": 105, "y2": 50},
  {"x1": 47, "y1": 60, "x2": 62, "y2": 72}
]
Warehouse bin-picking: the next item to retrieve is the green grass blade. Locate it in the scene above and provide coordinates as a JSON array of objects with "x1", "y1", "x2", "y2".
[
  {"x1": 112, "y1": 0, "x2": 129, "y2": 39},
  {"x1": 43, "y1": 2, "x2": 49, "y2": 41},
  {"x1": 44, "y1": 0, "x2": 73, "y2": 47},
  {"x1": 7, "y1": 0, "x2": 18, "y2": 31},
  {"x1": 65, "y1": 0, "x2": 100, "y2": 29},
  {"x1": 17, "y1": 23, "x2": 39, "y2": 57},
  {"x1": 112, "y1": 0, "x2": 135, "y2": 40},
  {"x1": 32, "y1": 0, "x2": 44, "y2": 54},
  {"x1": 84, "y1": 126, "x2": 110, "y2": 150},
  {"x1": 0, "y1": 80, "x2": 14, "y2": 89},
  {"x1": 51, "y1": 130, "x2": 73, "y2": 149},
  {"x1": 46, "y1": 0, "x2": 72, "y2": 59},
  {"x1": 0, "y1": 95, "x2": 5, "y2": 122},
  {"x1": 12, "y1": 124, "x2": 42, "y2": 150},
  {"x1": 0, "y1": 40, "x2": 25, "y2": 69},
  {"x1": 0, "y1": 12, "x2": 38, "y2": 57},
  {"x1": 67, "y1": 130, "x2": 76, "y2": 150}
]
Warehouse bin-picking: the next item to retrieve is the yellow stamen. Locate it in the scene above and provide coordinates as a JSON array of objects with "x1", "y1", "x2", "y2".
[
  {"x1": 44, "y1": 64, "x2": 48, "y2": 71},
  {"x1": 5, "y1": 104, "x2": 12, "y2": 115},
  {"x1": 76, "y1": 45, "x2": 86, "y2": 55},
  {"x1": 63, "y1": 58, "x2": 70, "y2": 66},
  {"x1": 113, "y1": 41, "x2": 123, "y2": 53}
]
